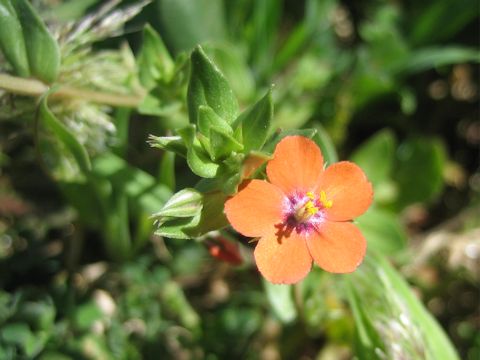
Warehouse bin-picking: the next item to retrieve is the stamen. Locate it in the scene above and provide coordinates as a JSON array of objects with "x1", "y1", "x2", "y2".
[{"x1": 320, "y1": 191, "x2": 333, "y2": 208}]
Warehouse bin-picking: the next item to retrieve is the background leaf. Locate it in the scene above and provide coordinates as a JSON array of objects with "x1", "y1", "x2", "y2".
[
  {"x1": 12, "y1": 0, "x2": 60, "y2": 83},
  {"x1": 0, "y1": 0, "x2": 30, "y2": 77}
]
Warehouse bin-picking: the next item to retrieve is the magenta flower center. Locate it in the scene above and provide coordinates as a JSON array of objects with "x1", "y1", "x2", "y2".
[{"x1": 278, "y1": 191, "x2": 333, "y2": 235}]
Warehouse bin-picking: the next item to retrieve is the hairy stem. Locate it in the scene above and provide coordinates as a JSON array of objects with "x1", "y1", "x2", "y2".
[{"x1": 0, "y1": 73, "x2": 143, "y2": 107}]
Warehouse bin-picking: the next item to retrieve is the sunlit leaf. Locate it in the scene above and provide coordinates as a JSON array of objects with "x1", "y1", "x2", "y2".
[
  {"x1": 152, "y1": 188, "x2": 203, "y2": 219},
  {"x1": 234, "y1": 89, "x2": 273, "y2": 153},
  {"x1": 187, "y1": 46, "x2": 239, "y2": 126},
  {"x1": 346, "y1": 252, "x2": 459, "y2": 360}
]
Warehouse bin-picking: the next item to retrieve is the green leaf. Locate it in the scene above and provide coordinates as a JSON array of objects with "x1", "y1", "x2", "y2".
[
  {"x1": 92, "y1": 153, "x2": 171, "y2": 215},
  {"x1": 152, "y1": 188, "x2": 203, "y2": 219},
  {"x1": 394, "y1": 137, "x2": 446, "y2": 209},
  {"x1": 263, "y1": 281, "x2": 297, "y2": 324},
  {"x1": 162, "y1": 281, "x2": 200, "y2": 333},
  {"x1": 73, "y1": 303, "x2": 103, "y2": 331},
  {"x1": 155, "y1": 215, "x2": 201, "y2": 239},
  {"x1": 347, "y1": 252, "x2": 460, "y2": 360},
  {"x1": 313, "y1": 124, "x2": 338, "y2": 166},
  {"x1": 0, "y1": 322, "x2": 32, "y2": 345},
  {"x1": 149, "y1": 135, "x2": 187, "y2": 158},
  {"x1": 137, "y1": 24, "x2": 174, "y2": 89},
  {"x1": 59, "y1": 181, "x2": 103, "y2": 228},
  {"x1": 177, "y1": 125, "x2": 220, "y2": 178},
  {"x1": 154, "y1": 190, "x2": 228, "y2": 239},
  {"x1": 394, "y1": 47, "x2": 480, "y2": 75},
  {"x1": 197, "y1": 105, "x2": 232, "y2": 136},
  {"x1": 47, "y1": 0, "x2": 100, "y2": 21},
  {"x1": 12, "y1": 0, "x2": 60, "y2": 83},
  {"x1": 38, "y1": 93, "x2": 91, "y2": 175},
  {"x1": 203, "y1": 44, "x2": 255, "y2": 101},
  {"x1": 234, "y1": 90, "x2": 273, "y2": 153},
  {"x1": 263, "y1": 128, "x2": 317, "y2": 154},
  {"x1": 351, "y1": 129, "x2": 396, "y2": 186},
  {"x1": 356, "y1": 207, "x2": 407, "y2": 255},
  {"x1": 409, "y1": 0, "x2": 478, "y2": 46},
  {"x1": 187, "y1": 46, "x2": 238, "y2": 126},
  {"x1": 103, "y1": 193, "x2": 132, "y2": 261},
  {"x1": 112, "y1": 107, "x2": 130, "y2": 157},
  {"x1": 0, "y1": 0, "x2": 30, "y2": 76},
  {"x1": 247, "y1": 0, "x2": 282, "y2": 80},
  {"x1": 209, "y1": 126, "x2": 243, "y2": 161},
  {"x1": 220, "y1": 171, "x2": 241, "y2": 195},
  {"x1": 156, "y1": 0, "x2": 227, "y2": 54},
  {"x1": 184, "y1": 191, "x2": 228, "y2": 237},
  {"x1": 159, "y1": 151, "x2": 175, "y2": 191},
  {"x1": 16, "y1": 299, "x2": 55, "y2": 331}
]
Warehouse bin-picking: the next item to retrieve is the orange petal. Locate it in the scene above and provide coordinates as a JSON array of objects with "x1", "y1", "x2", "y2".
[
  {"x1": 254, "y1": 230, "x2": 312, "y2": 284},
  {"x1": 224, "y1": 180, "x2": 285, "y2": 237},
  {"x1": 267, "y1": 136, "x2": 324, "y2": 196},
  {"x1": 307, "y1": 221, "x2": 366, "y2": 273},
  {"x1": 315, "y1": 161, "x2": 373, "y2": 221}
]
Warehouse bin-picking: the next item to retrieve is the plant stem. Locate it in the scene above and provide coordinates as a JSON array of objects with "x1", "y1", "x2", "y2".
[{"x1": 0, "y1": 73, "x2": 143, "y2": 107}]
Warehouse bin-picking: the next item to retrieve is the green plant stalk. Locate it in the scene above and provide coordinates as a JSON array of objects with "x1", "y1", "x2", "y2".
[{"x1": 0, "y1": 73, "x2": 143, "y2": 107}]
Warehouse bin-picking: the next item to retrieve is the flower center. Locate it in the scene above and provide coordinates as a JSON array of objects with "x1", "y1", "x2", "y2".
[{"x1": 293, "y1": 191, "x2": 332, "y2": 223}]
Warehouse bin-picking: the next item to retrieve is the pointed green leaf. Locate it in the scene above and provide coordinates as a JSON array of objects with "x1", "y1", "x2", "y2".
[
  {"x1": 197, "y1": 105, "x2": 232, "y2": 135},
  {"x1": 184, "y1": 191, "x2": 228, "y2": 237},
  {"x1": 177, "y1": 124, "x2": 220, "y2": 178},
  {"x1": 152, "y1": 188, "x2": 203, "y2": 219},
  {"x1": 0, "y1": 0, "x2": 30, "y2": 76},
  {"x1": 149, "y1": 135, "x2": 187, "y2": 158},
  {"x1": 221, "y1": 171, "x2": 241, "y2": 195},
  {"x1": 155, "y1": 214, "x2": 201, "y2": 239},
  {"x1": 38, "y1": 93, "x2": 91, "y2": 174},
  {"x1": 187, "y1": 45, "x2": 238, "y2": 125},
  {"x1": 12, "y1": 0, "x2": 60, "y2": 83},
  {"x1": 234, "y1": 89, "x2": 273, "y2": 153},
  {"x1": 138, "y1": 24, "x2": 174, "y2": 89},
  {"x1": 209, "y1": 126, "x2": 243, "y2": 161}
]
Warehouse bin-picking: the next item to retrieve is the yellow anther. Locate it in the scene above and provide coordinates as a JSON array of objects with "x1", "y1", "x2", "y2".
[
  {"x1": 305, "y1": 200, "x2": 315, "y2": 209},
  {"x1": 306, "y1": 191, "x2": 315, "y2": 200},
  {"x1": 319, "y1": 191, "x2": 333, "y2": 208},
  {"x1": 307, "y1": 207, "x2": 319, "y2": 215}
]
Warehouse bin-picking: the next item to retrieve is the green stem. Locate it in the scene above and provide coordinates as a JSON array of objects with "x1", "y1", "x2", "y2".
[{"x1": 0, "y1": 73, "x2": 143, "y2": 107}]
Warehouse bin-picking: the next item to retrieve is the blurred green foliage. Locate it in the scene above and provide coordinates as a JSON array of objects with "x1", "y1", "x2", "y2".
[{"x1": 0, "y1": 0, "x2": 478, "y2": 358}]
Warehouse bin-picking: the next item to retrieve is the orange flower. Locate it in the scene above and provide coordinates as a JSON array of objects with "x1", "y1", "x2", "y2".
[{"x1": 224, "y1": 136, "x2": 373, "y2": 284}]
